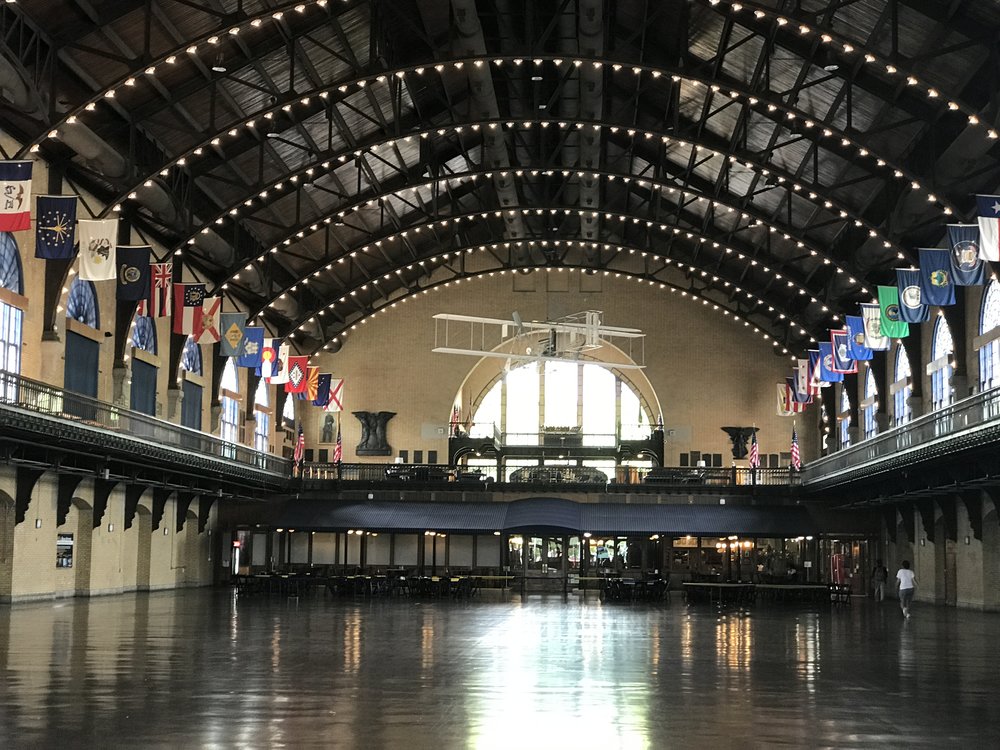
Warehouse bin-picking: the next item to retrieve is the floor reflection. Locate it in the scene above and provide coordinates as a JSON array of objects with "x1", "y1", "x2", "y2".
[{"x1": 0, "y1": 591, "x2": 996, "y2": 747}]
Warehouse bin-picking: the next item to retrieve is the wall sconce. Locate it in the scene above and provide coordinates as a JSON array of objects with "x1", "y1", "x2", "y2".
[
  {"x1": 108, "y1": 523, "x2": 114, "y2": 533},
  {"x1": 920, "y1": 538, "x2": 925, "y2": 546},
  {"x1": 965, "y1": 536, "x2": 971, "y2": 545},
  {"x1": 163, "y1": 527, "x2": 169, "y2": 535},
  {"x1": 34, "y1": 519, "x2": 42, "y2": 529}
]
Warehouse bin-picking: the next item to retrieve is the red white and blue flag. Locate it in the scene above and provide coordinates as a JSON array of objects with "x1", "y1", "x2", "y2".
[
  {"x1": 138, "y1": 262, "x2": 173, "y2": 317},
  {"x1": 0, "y1": 161, "x2": 32, "y2": 232},
  {"x1": 293, "y1": 423, "x2": 305, "y2": 467},
  {"x1": 976, "y1": 195, "x2": 1000, "y2": 261},
  {"x1": 332, "y1": 421, "x2": 342, "y2": 463},
  {"x1": 172, "y1": 283, "x2": 206, "y2": 335},
  {"x1": 790, "y1": 425, "x2": 801, "y2": 471},
  {"x1": 749, "y1": 430, "x2": 760, "y2": 469}
]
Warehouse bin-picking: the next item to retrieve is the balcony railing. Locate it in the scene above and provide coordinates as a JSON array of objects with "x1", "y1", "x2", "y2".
[
  {"x1": 0, "y1": 372, "x2": 289, "y2": 476},
  {"x1": 802, "y1": 386, "x2": 1000, "y2": 486}
]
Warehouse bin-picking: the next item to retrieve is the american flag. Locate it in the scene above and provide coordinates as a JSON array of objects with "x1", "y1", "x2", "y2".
[
  {"x1": 790, "y1": 425, "x2": 801, "y2": 471},
  {"x1": 293, "y1": 423, "x2": 305, "y2": 467},
  {"x1": 332, "y1": 421, "x2": 342, "y2": 463},
  {"x1": 749, "y1": 430, "x2": 760, "y2": 469}
]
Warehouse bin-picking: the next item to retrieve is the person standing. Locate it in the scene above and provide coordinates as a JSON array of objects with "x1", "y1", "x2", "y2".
[
  {"x1": 872, "y1": 559, "x2": 889, "y2": 602},
  {"x1": 896, "y1": 560, "x2": 916, "y2": 618}
]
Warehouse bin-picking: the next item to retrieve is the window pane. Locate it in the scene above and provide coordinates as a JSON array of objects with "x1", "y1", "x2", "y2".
[
  {"x1": 505, "y1": 365, "x2": 539, "y2": 444},
  {"x1": 543, "y1": 361, "x2": 578, "y2": 428}
]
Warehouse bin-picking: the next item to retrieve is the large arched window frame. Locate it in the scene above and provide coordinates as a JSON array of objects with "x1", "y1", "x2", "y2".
[
  {"x1": 893, "y1": 345, "x2": 913, "y2": 427},
  {"x1": 0, "y1": 233, "x2": 25, "y2": 396},
  {"x1": 131, "y1": 315, "x2": 157, "y2": 354},
  {"x1": 862, "y1": 367, "x2": 879, "y2": 440},
  {"x1": 179, "y1": 335, "x2": 202, "y2": 375},
  {"x1": 66, "y1": 277, "x2": 99, "y2": 328},
  {"x1": 839, "y1": 386, "x2": 851, "y2": 449},
  {"x1": 979, "y1": 279, "x2": 1000, "y2": 392},
  {"x1": 253, "y1": 378, "x2": 271, "y2": 454},
  {"x1": 219, "y1": 359, "x2": 240, "y2": 445},
  {"x1": 930, "y1": 316, "x2": 954, "y2": 411},
  {"x1": 282, "y1": 392, "x2": 295, "y2": 428}
]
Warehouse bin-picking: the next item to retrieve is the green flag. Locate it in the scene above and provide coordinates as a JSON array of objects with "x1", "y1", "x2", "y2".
[{"x1": 877, "y1": 286, "x2": 909, "y2": 339}]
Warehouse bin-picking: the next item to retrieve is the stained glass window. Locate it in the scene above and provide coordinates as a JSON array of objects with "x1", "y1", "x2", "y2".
[{"x1": 66, "y1": 278, "x2": 99, "y2": 328}]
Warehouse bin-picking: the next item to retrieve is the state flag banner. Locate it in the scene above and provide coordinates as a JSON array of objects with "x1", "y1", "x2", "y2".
[
  {"x1": 147, "y1": 262, "x2": 172, "y2": 317},
  {"x1": 259, "y1": 338, "x2": 282, "y2": 378},
  {"x1": 313, "y1": 374, "x2": 332, "y2": 407},
  {"x1": 116, "y1": 246, "x2": 151, "y2": 301},
  {"x1": 284, "y1": 356, "x2": 310, "y2": 394},
  {"x1": 877, "y1": 287, "x2": 910, "y2": 339},
  {"x1": 845, "y1": 316, "x2": 873, "y2": 361},
  {"x1": 808, "y1": 349, "x2": 828, "y2": 388},
  {"x1": 304, "y1": 367, "x2": 319, "y2": 402},
  {"x1": 795, "y1": 358, "x2": 812, "y2": 396},
  {"x1": 896, "y1": 268, "x2": 929, "y2": 323},
  {"x1": 172, "y1": 283, "x2": 206, "y2": 335},
  {"x1": 787, "y1": 376, "x2": 812, "y2": 404},
  {"x1": 35, "y1": 196, "x2": 77, "y2": 259},
  {"x1": 269, "y1": 342, "x2": 290, "y2": 384},
  {"x1": 777, "y1": 382, "x2": 806, "y2": 416},
  {"x1": 219, "y1": 312, "x2": 247, "y2": 357},
  {"x1": 976, "y1": 194, "x2": 1000, "y2": 261},
  {"x1": 236, "y1": 327, "x2": 265, "y2": 368},
  {"x1": 195, "y1": 297, "x2": 222, "y2": 344},
  {"x1": 861, "y1": 302, "x2": 891, "y2": 349},
  {"x1": 830, "y1": 329, "x2": 858, "y2": 374},
  {"x1": 324, "y1": 378, "x2": 344, "y2": 412},
  {"x1": 947, "y1": 224, "x2": 986, "y2": 286},
  {"x1": 77, "y1": 218, "x2": 118, "y2": 281},
  {"x1": 917, "y1": 248, "x2": 955, "y2": 307},
  {"x1": 817, "y1": 342, "x2": 844, "y2": 383},
  {"x1": 0, "y1": 161, "x2": 32, "y2": 232}
]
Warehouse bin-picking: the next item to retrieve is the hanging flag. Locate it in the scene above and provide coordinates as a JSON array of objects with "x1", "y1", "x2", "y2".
[
  {"x1": 0, "y1": 161, "x2": 32, "y2": 231},
  {"x1": 795, "y1": 358, "x2": 812, "y2": 396},
  {"x1": 845, "y1": 316, "x2": 873, "y2": 361},
  {"x1": 324, "y1": 378, "x2": 344, "y2": 412},
  {"x1": 259, "y1": 338, "x2": 280, "y2": 378},
  {"x1": 313, "y1": 374, "x2": 332, "y2": 407},
  {"x1": 284, "y1": 356, "x2": 310, "y2": 393},
  {"x1": 269, "y1": 342, "x2": 290, "y2": 384},
  {"x1": 147, "y1": 262, "x2": 173, "y2": 317},
  {"x1": 790, "y1": 425, "x2": 801, "y2": 471},
  {"x1": 77, "y1": 218, "x2": 118, "y2": 281},
  {"x1": 917, "y1": 248, "x2": 955, "y2": 307},
  {"x1": 976, "y1": 194, "x2": 1000, "y2": 261},
  {"x1": 451, "y1": 404, "x2": 461, "y2": 436},
  {"x1": 35, "y1": 196, "x2": 77, "y2": 259},
  {"x1": 172, "y1": 283, "x2": 206, "y2": 334},
  {"x1": 946, "y1": 224, "x2": 986, "y2": 286},
  {"x1": 776, "y1": 384, "x2": 795, "y2": 417},
  {"x1": 748, "y1": 430, "x2": 760, "y2": 469},
  {"x1": 830, "y1": 329, "x2": 858, "y2": 374},
  {"x1": 808, "y1": 349, "x2": 828, "y2": 389},
  {"x1": 293, "y1": 423, "x2": 305, "y2": 468},
  {"x1": 895, "y1": 268, "x2": 929, "y2": 323},
  {"x1": 116, "y1": 246, "x2": 151, "y2": 301},
  {"x1": 817, "y1": 342, "x2": 844, "y2": 382},
  {"x1": 877, "y1": 286, "x2": 910, "y2": 339},
  {"x1": 303, "y1": 367, "x2": 319, "y2": 402},
  {"x1": 195, "y1": 296, "x2": 222, "y2": 344},
  {"x1": 861, "y1": 302, "x2": 891, "y2": 349},
  {"x1": 219, "y1": 312, "x2": 247, "y2": 357},
  {"x1": 332, "y1": 421, "x2": 343, "y2": 463},
  {"x1": 786, "y1": 376, "x2": 811, "y2": 404},
  {"x1": 236, "y1": 326, "x2": 265, "y2": 368}
]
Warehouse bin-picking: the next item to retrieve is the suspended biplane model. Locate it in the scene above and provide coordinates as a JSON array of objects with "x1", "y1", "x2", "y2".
[{"x1": 432, "y1": 310, "x2": 645, "y2": 369}]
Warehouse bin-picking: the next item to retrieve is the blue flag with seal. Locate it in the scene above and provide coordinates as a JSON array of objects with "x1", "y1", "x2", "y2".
[
  {"x1": 808, "y1": 349, "x2": 826, "y2": 388},
  {"x1": 946, "y1": 224, "x2": 986, "y2": 286},
  {"x1": 313, "y1": 373, "x2": 332, "y2": 407},
  {"x1": 817, "y1": 342, "x2": 844, "y2": 382},
  {"x1": 35, "y1": 195, "x2": 77, "y2": 259},
  {"x1": 116, "y1": 246, "x2": 151, "y2": 300},
  {"x1": 896, "y1": 268, "x2": 929, "y2": 323},
  {"x1": 845, "y1": 315, "x2": 873, "y2": 360},
  {"x1": 219, "y1": 312, "x2": 247, "y2": 357},
  {"x1": 830, "y1": 329, "x2": 857, "y2": 374},
  {"x1": 236, "y1": 326, "x2": 265, "y2": 368},
  {"x1": 917, "y1": 248, "x2": 955, "y2": 306}
]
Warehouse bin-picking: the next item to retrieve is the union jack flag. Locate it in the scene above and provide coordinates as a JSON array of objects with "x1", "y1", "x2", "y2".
[{"x1": 138, "y1": 262, "x2": 172, "y2": 317}]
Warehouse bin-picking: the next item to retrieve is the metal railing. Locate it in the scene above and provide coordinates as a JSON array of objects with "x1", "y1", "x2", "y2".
[
  {"x1": 802, "y1": 387, "x2": 1000, "y2": 485},
  {"x1": 0, "y1": 372, "x2": 289, "y2": 475}
]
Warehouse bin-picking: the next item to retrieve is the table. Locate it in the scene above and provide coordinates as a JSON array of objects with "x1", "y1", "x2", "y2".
[
  {"x1": 755, "y1": 583, "x2": 831, "y2": 603},
  {"x1": 682, "y1": 581, "x2": 755, "y2": 607}
]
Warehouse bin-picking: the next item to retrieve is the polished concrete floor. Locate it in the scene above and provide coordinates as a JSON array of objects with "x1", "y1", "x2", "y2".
[{"x1": 0, "y1": 589, "x2": 996, "y2": 748}]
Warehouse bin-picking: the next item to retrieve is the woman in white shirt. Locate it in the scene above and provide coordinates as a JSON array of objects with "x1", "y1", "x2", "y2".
[{"x1": 896, "y1": 560, "x2": 917, "y2": 618}]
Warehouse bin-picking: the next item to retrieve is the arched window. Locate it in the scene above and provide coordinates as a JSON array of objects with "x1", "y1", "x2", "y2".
[
  {"x1": 863, "y1": 367, "x2": 879, "y2": 440},
  {"x1": 893, "y1": 345, "x2": 913, "y2": 427},
  {"x1": 0, "y1": 233, "x2": 24, "y2": 396},
  {"x1": 66, "y1": 277, "x2": 99, "y2": 328},
  {"x1": 471, "y1": 362, "x2": 651, "y2": 479},
  {"x1": 219, "y1": 359, "x2": 240, "y2": 446},
  {"x1": 0, "y1": 233, "x2": 23, "y2": 294},
  {"x1": 930, "y1": 316, "x2": 954, "y2": 411},
  {"x1": 179, "y1": 335, "x2": 202, "y2": 375},
  {"x1": 131, "y1": 315, "x2": 157, "y2": 354},
  {"x1": 979, "y1": 279, "x2": 1000, "y2": 391},
  {"x1": 839, "y1": 387, "x2": 851, "y2": 448},
  {"x1": 253, "y1": 377, "x2": 270, "y2": 453},
  {"x1": 282, "y1": 391, "x2": 295, "y2": 428}
]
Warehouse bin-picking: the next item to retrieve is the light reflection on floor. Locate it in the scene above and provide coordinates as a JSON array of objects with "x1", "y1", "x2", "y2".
[{"x1": 0, "y1": 589, "x2": 996, "y2": 748}]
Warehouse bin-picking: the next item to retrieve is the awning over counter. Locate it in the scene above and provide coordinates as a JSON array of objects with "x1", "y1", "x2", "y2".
[{"x1": 275, "y1": 497, "x2": 823, "y2": 537}]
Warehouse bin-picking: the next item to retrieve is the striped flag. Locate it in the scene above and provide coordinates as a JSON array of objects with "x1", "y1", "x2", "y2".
[
  {"x1": 332, "y1": 421, "x2": 342, "y2": 463},
  {"x1": 749, "y1": 430, "x2": 760, "y2": 469},
  {"x1": 790, "y1": 425, "x2": 801, "y2": 471},
  {"x1": 147, "y1": 262, "x2": 173, "y2": 317},
  {"x1": 0, "y1": 161, "x2": 32, "y2": 231},
  {"x1": 293, "y1": 423, "x2": 305, "y2": 467}
]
